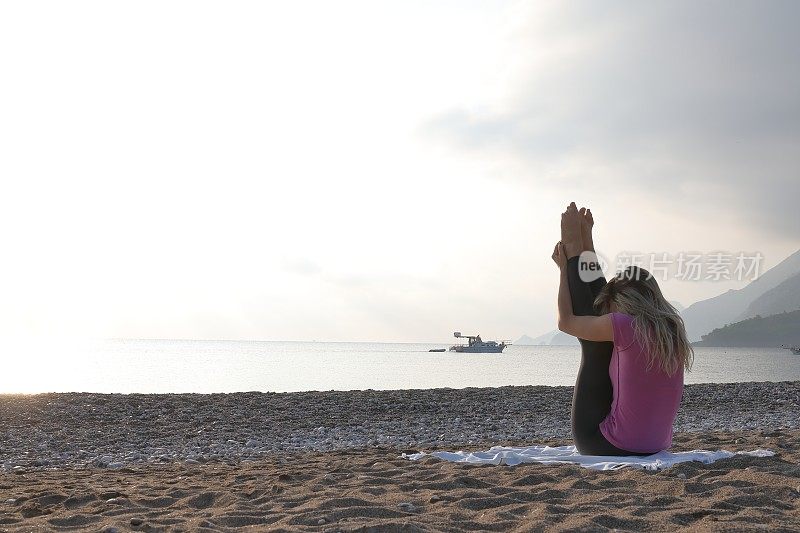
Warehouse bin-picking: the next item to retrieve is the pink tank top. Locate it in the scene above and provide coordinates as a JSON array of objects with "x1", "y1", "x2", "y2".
[{"x1": 599, "y1": 312, "x2": 683, "y2": 454}]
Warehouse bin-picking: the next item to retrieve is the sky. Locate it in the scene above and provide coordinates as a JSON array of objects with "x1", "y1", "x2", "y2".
[{"x1": 1, "y1": 1, "x2": 798, "y2": 343}]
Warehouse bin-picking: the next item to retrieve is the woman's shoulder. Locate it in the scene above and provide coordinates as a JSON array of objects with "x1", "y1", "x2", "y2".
[
  {"x1": 609, "y1": 311, "x2": 634, "y2": 320},
  {"x1": 609, "y1": 312, "x2": 636, "y2": 349},
  {"x1": 609, "y1": 312, "x2": 635, "y2": 327}
]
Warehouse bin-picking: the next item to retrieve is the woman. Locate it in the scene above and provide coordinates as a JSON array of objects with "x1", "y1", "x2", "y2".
[{"x1": 552, "y1": 202, "x2": 693, "y2": 456}]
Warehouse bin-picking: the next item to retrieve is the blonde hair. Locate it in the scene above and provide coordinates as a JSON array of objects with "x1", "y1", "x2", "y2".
[{"x1": 594, "y1": 266, "x2": 693, "y2": 376}]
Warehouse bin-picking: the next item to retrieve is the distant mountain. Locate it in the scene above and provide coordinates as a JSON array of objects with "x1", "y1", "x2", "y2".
[
  {"x1": 736, "y1": 272, "x2": 800, "y2": 321},
  {"x1": 516, "y1": 329, "x2": 579, "y2": 346},
  {"x1": 681, "y1": 249, "x2": 800, "y2": 341},
  {"x1": 693, "y1": 309, "x2": 800, "y2": 348}
]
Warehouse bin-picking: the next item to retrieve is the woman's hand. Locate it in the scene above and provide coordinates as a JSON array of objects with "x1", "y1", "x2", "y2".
[{"x1": 552, "y1": 241, "x2": 567, "y2": 270}]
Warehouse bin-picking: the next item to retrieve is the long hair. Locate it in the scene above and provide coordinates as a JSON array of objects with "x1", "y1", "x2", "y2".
[{"x1": 594, "y1": 266, "x2": 693, "y2": 376}]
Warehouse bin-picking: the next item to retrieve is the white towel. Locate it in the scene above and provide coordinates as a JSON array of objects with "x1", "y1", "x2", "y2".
[{"x1": 403, "y1": 445, "x2": 774, "y2": 471}]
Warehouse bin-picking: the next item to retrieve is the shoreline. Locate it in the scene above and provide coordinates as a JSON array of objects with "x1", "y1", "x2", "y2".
[{"x1": 1, "y1": 381, "x2": 798, "y2": 470}]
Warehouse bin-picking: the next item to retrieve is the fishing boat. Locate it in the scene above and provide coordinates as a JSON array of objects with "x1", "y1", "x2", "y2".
[{"x1": 449, "y1": 332, "x2": 509, "y2": 353}]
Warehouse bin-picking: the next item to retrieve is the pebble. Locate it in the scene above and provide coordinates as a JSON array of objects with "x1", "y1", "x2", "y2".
[
  {"x1": 130, "y1": 518, "x2": 144, "y2": 526},
  {"x1": 398, "y1": 502, "x2": 418, "y2": 512},
  {"x1": 0, "y1": 382, "x2": 797, "y2": 470}
]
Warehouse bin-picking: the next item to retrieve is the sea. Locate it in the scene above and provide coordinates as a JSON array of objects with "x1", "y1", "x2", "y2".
[{"x1": 2, "y1": 340, "x2": 800, "y2": 394}]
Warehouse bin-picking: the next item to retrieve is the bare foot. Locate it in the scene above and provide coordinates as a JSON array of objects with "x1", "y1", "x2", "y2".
[
  {"x1": 581, "y1": 208, "x2": 595, "y2": 252},
  {"x1": 560, "y1": 202, "x2": 582, "y2": 258}
]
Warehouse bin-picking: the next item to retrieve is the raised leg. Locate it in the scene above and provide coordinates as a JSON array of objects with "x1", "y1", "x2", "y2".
[
  {"x1": 563, "y1": 205, "x2": 645, "y2": 455},
  {"x1": 566, "y1": 255, "x2": 614, "y2": 448},
  {"x1": 581, "y1": 207, "x2": 608, "y2": 301}
]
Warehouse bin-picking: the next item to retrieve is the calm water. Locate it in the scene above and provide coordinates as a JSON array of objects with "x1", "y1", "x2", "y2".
[{"x1": 2, "y1": 340, "x2": 799, "y2": 394}]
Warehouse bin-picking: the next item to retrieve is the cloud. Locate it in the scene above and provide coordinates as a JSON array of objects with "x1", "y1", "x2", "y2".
[
  {"x1": 423, "y1": 1, "x2": 800, "y2": 237},
  {"x1": 282, "y1": 257, "x2": 323, "y2": 277}
]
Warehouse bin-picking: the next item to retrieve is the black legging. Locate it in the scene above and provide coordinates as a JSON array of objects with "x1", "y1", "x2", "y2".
[{"x1": 567, "y1": 256, "x2": 649, "y2": 456}]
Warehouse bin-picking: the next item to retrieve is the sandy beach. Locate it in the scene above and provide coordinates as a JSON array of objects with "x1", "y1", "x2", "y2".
[{"x1": 2, "y1": 382, "x2": 799, "y2": 531}]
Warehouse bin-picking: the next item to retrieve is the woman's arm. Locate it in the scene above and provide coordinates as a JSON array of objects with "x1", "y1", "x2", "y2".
[{"x1": 553, "y1": 242, "x2": 614, "y2": 342}]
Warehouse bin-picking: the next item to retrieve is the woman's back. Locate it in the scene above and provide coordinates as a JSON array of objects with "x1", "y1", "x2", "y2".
[{"x1": 599, "y1": 312, "x2": 683, "y2": 454}]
